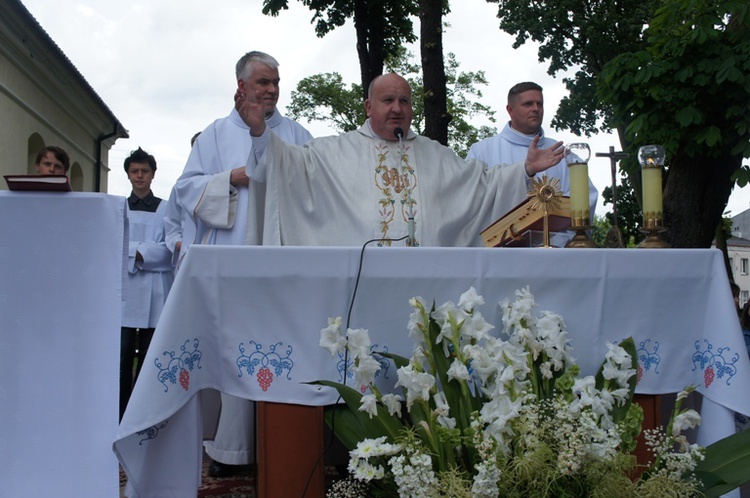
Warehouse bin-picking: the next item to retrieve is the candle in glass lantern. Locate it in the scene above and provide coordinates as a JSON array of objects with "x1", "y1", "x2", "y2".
[
  {"x1": 638, "y1": 145, "x2": 666, "y2": 227},
  {"x1": 566, "y1": 143, "x2": 591, "y2": 226}
]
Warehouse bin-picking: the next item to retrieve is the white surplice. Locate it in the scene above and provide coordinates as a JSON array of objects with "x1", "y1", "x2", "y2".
[
  {"x1": 123, "y1": 202, "x2": 174, "y2": 329},
  {"x1": 173, "y1": 107, "x2": 313, "y2": 249},
  {"x1": 247, "y1": 120, "x2": 530, "y2": 247}
]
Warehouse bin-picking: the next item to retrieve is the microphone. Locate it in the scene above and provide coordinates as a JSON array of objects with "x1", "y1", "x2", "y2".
[{"x1": 393, "y1": 127, "x2": 404, "y2": 140}]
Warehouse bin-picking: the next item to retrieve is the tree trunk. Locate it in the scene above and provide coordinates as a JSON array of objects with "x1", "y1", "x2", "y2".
[
  {"x1": 354, "y1": 0, "x2": 385, "y2": 100},
  {"x1": 663, "y1": 152, "x2": 740, "y2": 247},
  {"x1": 418, "y1": 0, "x2": 449, "y2": 145}
]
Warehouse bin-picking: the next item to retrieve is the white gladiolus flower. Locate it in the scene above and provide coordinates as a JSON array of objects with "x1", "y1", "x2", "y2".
[
  {"x1": 319, "y1": 317, "x2": 346, "y2": 357},
  {"x1": 458, "y1": 286, "x2": 484, "y2": 311},
  {"x1": 381, "y1": 393, "x2": 403, "y2": 417},
  {"x1": 462, "y1": 312, "x2": 495, "y2": 341},
  {"x1": 605, "y1": 342, "x2": 631, "y2": 365},
  {"x1": 353, "y1": 355, "x2": 381, "y2": 388},
  {"x1": 672, "y1": 410, "x2": 701, "y2": 436},
  {"x1": 359, "y1": 393, "x2": 378, "y2": 418},
  {"x1": 447, "y1": 357, "x2": 471, "y2": 382},
  {"x1": 433, "y1": 391, "x2": 456, "y2": 429},
  {"x1": 395, "y1": 364, "x2": 436, "y2": 408},
  {"x1": 346, "y1": 328, "x2": 372, "y2": 359}
]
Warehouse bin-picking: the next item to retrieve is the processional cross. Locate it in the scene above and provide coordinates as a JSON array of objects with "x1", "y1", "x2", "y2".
[{"x1": 595, "y1": 146, "x2": 629, "y2": 248}]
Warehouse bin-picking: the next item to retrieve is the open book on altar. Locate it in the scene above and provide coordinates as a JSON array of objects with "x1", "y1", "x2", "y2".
[
  {"x1": 481, "y1": 195, "x2": 571, "y2": 247},
  {"x1": 4, "y1": 174, "x2": 72, "y2": 192}
]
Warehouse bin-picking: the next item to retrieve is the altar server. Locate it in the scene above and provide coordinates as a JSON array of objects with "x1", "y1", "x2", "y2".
[{"x1": 121, "y1": 147, "x2": 174, "y2": 420}]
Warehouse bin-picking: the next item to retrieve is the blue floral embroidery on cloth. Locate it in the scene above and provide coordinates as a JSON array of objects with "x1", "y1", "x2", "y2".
[
  {"x1": 237, "y1": 341, "x2": 294, "y2": 391},
  {"x1": 155, "y1": 339, "x2": 202, "y2": 392},
  {"x1": 636, "y1": 339, "x2": 661, "y2": 383},
  {"x1": 692, "y1": 339, "x2": 739, "y2": 387},
  {"x1": 137, "y1": 420, "x2": 168, "y2": 445}
]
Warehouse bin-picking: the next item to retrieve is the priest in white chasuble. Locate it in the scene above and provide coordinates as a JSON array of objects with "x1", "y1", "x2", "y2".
[{"x1": 240, "y1": 73, "x2": 567, "y2": 248}]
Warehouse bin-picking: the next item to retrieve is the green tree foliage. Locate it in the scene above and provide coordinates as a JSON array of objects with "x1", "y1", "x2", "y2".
[
  {"x1": 599, "y1": 0, "x2": 750, "y2": 247},
  {"x1": 262, "y1": 0, "x2": 418, "y2": 98},
  {"x1": 286, "y1": 50, "x2": 497, "y2": 156},
  {"x1": 591, "y1": 215, "x2": 610, "y2": 248},
  {"x1": 286, "y1": 73, "x2": 365, "y2": 132},
  {"x1": 485, "y1": 0, "x2": 657, "y2": 139},
  {"x1": 600, "y1": 173, "x2": 643, "y2": 246}
]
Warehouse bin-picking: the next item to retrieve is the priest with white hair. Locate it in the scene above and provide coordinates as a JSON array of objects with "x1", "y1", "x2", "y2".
[{"x1": 168, "y1": 50, "x2": 312, "y2": 478}]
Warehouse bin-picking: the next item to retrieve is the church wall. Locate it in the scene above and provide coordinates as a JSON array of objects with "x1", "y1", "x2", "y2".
[{"x1": 0, "y1": 0, "x2": 125, "y2": 193}]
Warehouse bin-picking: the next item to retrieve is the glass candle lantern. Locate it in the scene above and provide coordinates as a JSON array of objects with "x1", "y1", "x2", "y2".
[
  {"x1": 566, "y1": 143, "x2": 591, "y2": 227},
  {"x1": 638, "y1": 145, "x2": 665, "y2": 229}
]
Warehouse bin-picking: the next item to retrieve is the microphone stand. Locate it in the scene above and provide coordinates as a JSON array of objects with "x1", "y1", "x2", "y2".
[{"x1": 394, "y1": 127, "x2": 416, "y2": 247}]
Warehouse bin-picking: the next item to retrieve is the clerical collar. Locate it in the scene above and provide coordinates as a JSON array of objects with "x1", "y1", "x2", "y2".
[
  {"x1": 363, "y1": 119, "x2": 413, "y2": 141},
  {"x1": 128, "y1": 191, "x2": 161, "y2": 212},
  {"x1": 507, "y1": 122, "x2": 546, "y2": 139}
]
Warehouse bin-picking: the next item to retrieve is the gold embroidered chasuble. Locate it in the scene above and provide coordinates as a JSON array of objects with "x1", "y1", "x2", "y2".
[{"x1": 247, "y1": 121, "x2": 529, "y2": 247}]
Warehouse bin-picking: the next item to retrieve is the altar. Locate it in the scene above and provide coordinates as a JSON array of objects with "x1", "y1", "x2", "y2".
[{"x1": 115, "y1": 245, "x2": 750, "y2": 497}]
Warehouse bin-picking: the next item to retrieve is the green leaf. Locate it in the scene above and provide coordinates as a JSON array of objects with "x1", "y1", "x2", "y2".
[
  {"x1": 695, "y1": 126, "x2": 722, "y2": 147},
  {"x1": 324, "y1": 404, "x2": 374, "y2": 450},
  {"x1": 309, "y1": 380, "x2": 404, "y2": 441},
  {"x1": 675, "y1": 106, "x2": 703, "y2": 127},
  {"x1": 695, "y1": 428, "x2": 750, "y2": 497},
  {"x1": 378, "y1": 351, "x2": 410, "y2": 370}
]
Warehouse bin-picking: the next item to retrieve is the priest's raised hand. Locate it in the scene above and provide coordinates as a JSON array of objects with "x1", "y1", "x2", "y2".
[
  {"x1": 523, "y1": 135, "x2": 566, "y2": 177},
  {"x1": 237, "y1": 88, "x2": 268, "y2": 138}
]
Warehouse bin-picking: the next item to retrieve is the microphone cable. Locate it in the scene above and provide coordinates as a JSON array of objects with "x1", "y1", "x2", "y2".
[{"x1": 300, "y1": 234, "x2": 409, "y2": 497}]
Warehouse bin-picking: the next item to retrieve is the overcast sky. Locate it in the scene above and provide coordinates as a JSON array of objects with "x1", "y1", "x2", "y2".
[{"x1": 20, "y1": 0, "x2": 750, "y2": 217}]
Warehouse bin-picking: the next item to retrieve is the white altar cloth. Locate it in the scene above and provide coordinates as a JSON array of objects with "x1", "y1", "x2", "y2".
[
  {"x1": 116, "y1": 245, "x2": 750, "y2": 497},
  {"x1": 0, "y1": 191, "x2": 126, "y2": 497}
]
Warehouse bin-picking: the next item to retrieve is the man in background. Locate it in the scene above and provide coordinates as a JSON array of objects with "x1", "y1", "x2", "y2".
[
  {"x1": 120, "y1": 147, "x2": 174, "y2": 421},
  {"x1": 172, "y1": 50, "x2": 312, "y2": 477},
  {"x1": 467, "y1": 82, "x2": 598, "y2": 220},
  {"x1": 34, "y1": 145, "x2": 70, "y2": 175}
]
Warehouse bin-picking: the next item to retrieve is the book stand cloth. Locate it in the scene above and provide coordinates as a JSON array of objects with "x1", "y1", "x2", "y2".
[
  {"x1": 115, "y1": 245, "x2": 750, "y2": 497},
  {"x1": 0, "y1": 191, "x2": 126, "y2": 497}
]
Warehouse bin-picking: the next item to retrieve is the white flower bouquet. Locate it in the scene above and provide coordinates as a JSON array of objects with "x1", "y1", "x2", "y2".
[{"x1": 317, "y1": 287, "x2": 750, "y2": 497}]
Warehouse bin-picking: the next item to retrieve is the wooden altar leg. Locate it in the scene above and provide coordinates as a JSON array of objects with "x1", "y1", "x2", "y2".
[
  {"x1": 631, "y1": 394, "x2": 661, "y2": 475},
  {"x1": 257, "y1": 402, "x2": 325, "y2": 498}
]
